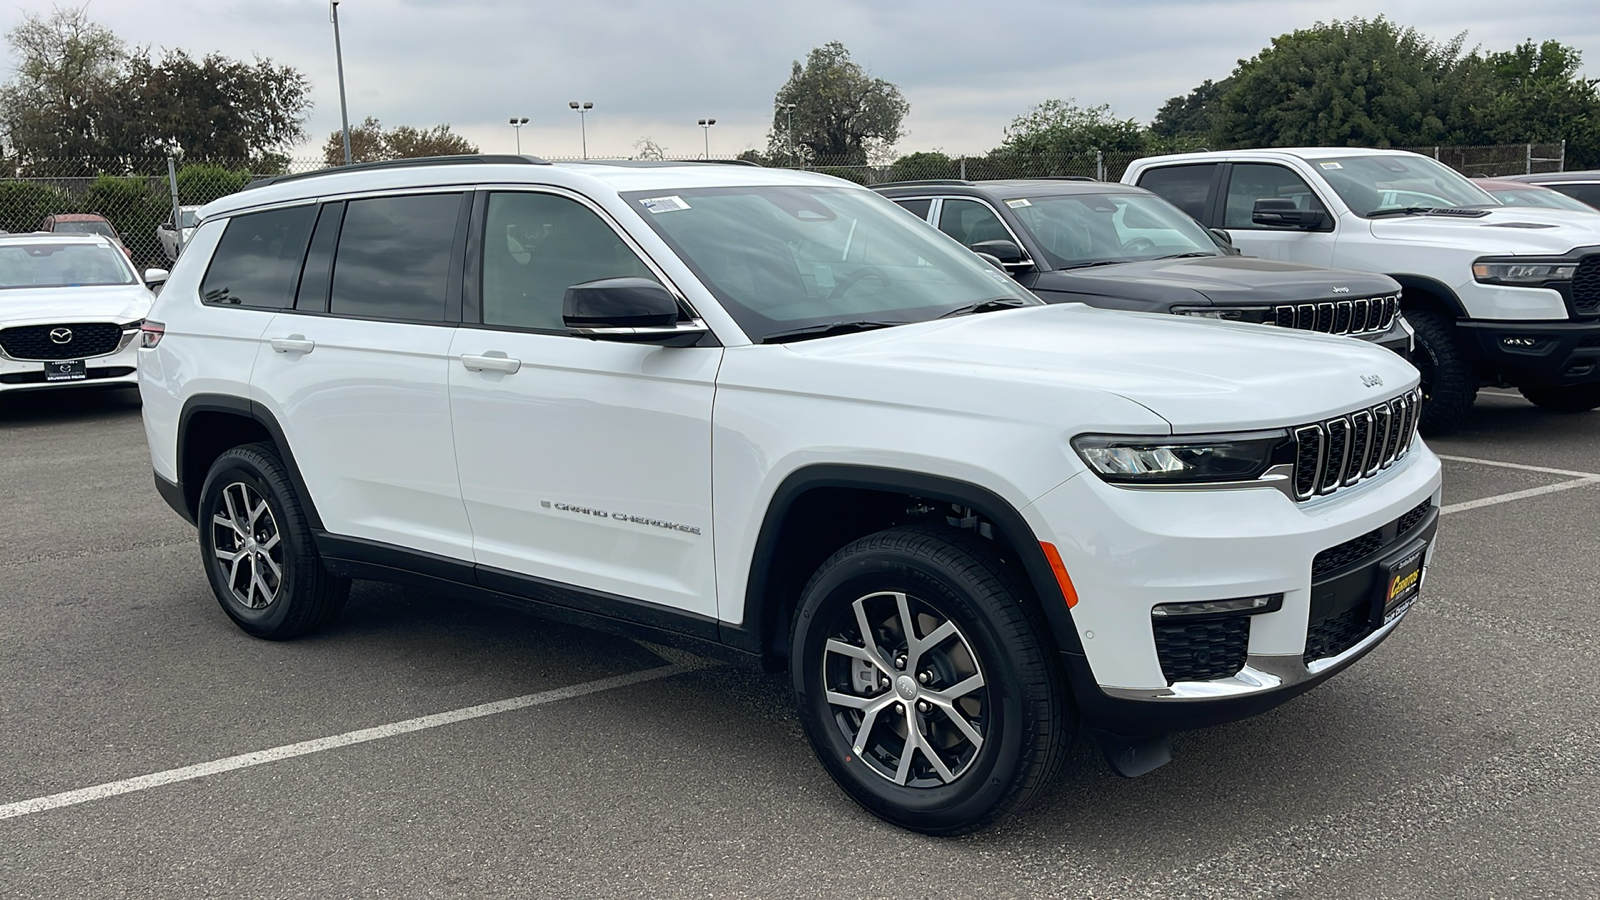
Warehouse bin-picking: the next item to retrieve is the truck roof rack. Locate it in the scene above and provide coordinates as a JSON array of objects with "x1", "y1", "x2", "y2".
[
  {"x1": 561, "y1": 159, "x2": 764, "y2": 168},
  {"x1": 241, "y1": 154, "x2": 551, "y2": 192},
  {"x1": 870, "y1": 179, "x2": 974, "y2": 188}
]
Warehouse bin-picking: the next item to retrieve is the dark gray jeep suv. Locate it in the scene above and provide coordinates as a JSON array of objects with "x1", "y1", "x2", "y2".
[{"x1": 875, "y1": 178, "x2": 1412, "y2": 355}]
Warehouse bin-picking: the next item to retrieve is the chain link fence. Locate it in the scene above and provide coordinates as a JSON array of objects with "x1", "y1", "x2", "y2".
[{"x1": 0, "y1": 142, "x2": 1574, "y2": 265}]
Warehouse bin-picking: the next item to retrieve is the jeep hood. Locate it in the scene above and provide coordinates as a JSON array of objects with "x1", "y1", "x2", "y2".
[
  {"x1": 783, "y1": 303, "x2": 1419, "y2": 432},
  {"x1": 1367, "y1": 205, "x2": 1600, "y2": 253},
  {"x1": 0, "y1": 284, "x2": 152, "y2": 327},
  {"x1": 1035, "y1": 256, "x2": 1397, "y2": 306}
]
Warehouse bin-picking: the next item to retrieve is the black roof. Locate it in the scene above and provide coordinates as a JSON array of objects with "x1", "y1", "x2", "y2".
[
  {"x1": 872, "y1": 178, "x2": 1147, "y2": 198},
  {"x1": 1503, "y1": 170, "x2": 1600, "y2": 184}
]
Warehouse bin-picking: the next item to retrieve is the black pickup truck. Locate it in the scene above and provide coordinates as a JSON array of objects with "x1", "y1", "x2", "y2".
[{"x1": 875, "y1": 178, "x2": 1411, "y2": 355}]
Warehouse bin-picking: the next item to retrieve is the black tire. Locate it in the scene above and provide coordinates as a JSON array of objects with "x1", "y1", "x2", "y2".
[
  {"x1": 197, "y1": 442, "x2": 349, "y2": 639},
  {"x1": 1519, "y1": 383, "x2": 1600, "y2": 413},
  {"x1": 1407, "y1": 309, "x2": 1477, "y2": 434},
  {"x1": 790, "y1": 526, "x2": 1070, "y2": 835}
]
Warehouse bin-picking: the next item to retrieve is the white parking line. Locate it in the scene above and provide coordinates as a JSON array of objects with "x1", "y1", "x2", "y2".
[
  {"x1": 0, "y1": 657, "x2": 699, "y2": 822},
  {"x1": 1436, "y1": 453, "x2": 1600, "y2": 480},
  {"x1": 1441, "y1": 477, "x2": 1600, "y2": 515}
]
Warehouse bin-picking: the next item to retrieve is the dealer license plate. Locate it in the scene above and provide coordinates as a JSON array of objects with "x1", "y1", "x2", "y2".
[
  {"x1": 1379, "y1": 542, "x2": 1426, "y2": 622},
  {"x1": 44, "y1": 360, "x2": 86, "y2": 382}
]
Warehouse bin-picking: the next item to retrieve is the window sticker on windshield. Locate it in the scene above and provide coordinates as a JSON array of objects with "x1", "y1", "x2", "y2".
[
  {"x1": 1319, "y1": 162, "x2": 1344, "y2": 170},
  {"x1": 640, "y1": 195, "x2": 691, "y2": 214},
  {"x1": 1005, "y1": 198, "x2": 1032, "y2": 208}
]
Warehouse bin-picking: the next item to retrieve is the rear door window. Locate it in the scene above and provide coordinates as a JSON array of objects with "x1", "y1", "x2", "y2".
[
  {"x1": 1134, "y1": 164, "x2": 1218, "y2": 221},
  {"x1": 200, "y1": 205, "x2": 317, "y2": 308},
  {"x1": 329, "y1": 193, "x2": 464, "y2": 322}
]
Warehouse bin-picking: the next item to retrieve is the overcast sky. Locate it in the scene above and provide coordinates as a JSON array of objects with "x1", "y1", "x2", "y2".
[{"x1": 2, "y1": 0, "x2": 1597, "y2": 161}]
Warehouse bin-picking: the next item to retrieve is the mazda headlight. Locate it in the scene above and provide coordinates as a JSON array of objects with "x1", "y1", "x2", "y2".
[
  {"x1": 1072, "y1": 431, "x2": 1292, "y2": 485},
  {"x1": 1171, "y1": 306, "x2": 1275, "y2": 324},
  {"x1": 1472, "y1": 260, "x2": 1576, "y2": 285}
]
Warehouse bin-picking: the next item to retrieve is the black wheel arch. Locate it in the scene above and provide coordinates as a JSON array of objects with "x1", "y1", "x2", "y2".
[
  {"x1": 726, "y1": 464, "x2": 1086, "y2": 669},
  {"x1": 174, "y1": 394, "x2": 322, "y2": 531},
  {"x1": 1390, "y1": 274, "x2": 1468, "y2": 319}
]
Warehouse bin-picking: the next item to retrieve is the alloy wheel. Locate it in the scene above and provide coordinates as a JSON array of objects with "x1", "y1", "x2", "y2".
[
  {"x1": 821, "y1": 590, "x2": 988, "y2": 787},
  {"x1": 210, "y1": 481, "x2": 284, "y2": 609}
]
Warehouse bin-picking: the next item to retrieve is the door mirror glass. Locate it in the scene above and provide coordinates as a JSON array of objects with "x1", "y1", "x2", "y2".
[
  {"x1": 143, "y1": 267, "x2": 170, "y2": 286},
  {"x1": 969, "y1": 238, "x2": 1024, "y2": 264}
]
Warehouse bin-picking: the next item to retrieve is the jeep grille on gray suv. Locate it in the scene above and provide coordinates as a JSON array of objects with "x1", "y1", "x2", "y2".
[
  {"x1": 1273, "y1": 295, "x2": 1399, "y2": 336},
  {"x1": 1291, "y1": 389, "x2": 1423, "y2": 501}
]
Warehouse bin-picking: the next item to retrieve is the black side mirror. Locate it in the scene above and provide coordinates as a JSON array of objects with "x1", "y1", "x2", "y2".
[
  {"x1": 1208, "y1": 227, "x2": 1242, "y2": 255},
  {"x1": 973, "y1": 251, "x2": 1009, "y2": 273},
  {"x1": 969, "y1": 238, "x2": 1027, "y2": 265},
  {"x1": 563, "y1": 277, "x2": 707, "y2": 346},
  {"x1": 1252, "y1": 198, "x2": 1329, "y2": 230}
]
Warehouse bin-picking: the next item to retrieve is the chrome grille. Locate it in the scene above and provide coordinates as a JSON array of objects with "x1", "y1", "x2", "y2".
[
  {"x1": 1292, "y1": 389, "x2": 1423, "y2": 501},
  {"x1": 1274, "y1": 295, "x2": 1399, "y2": 336}
]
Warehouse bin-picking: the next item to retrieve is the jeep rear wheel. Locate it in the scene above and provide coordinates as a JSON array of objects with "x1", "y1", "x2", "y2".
[
  {"x1": 198, "y1": 443, "x2": 349, "y2": 639},
  {"x1": 790, "y1": 526, "x2": 1069, "y2": 835},
  {"x1": 1408, "y1": 309, "x2": 1477, "y2": 434}
]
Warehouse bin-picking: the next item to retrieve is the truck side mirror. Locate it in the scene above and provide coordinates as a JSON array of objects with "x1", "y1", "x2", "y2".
[{"x1": 1252, "y1": 198, "x2": 1330, "y2": 230}]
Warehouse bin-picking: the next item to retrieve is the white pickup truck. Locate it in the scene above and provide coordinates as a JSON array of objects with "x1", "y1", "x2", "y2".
[{"x1": 1125, "y1": 148, "x2": 1600, "y2": 431}]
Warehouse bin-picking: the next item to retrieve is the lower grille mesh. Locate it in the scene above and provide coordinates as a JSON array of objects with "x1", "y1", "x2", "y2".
[{"x1": 1154, "y1": 617, "x2": 1250, "y2": 683}]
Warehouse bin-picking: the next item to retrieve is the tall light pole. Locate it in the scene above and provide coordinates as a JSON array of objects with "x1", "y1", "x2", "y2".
[
  {"x1": 698, "y1": 118, "x2": 716, "y2": 159},
  {"x1": 509, "y1": 116, "x2": 528, "y2": 154},
  {"x1": 780, "y1": 102, "x2": 797, "y2": 163},
  {"x1": 329, "y1": 1, "x2": 352, "y2": 166},
  {"x1": 568, "y1": 101, "x2": 593, "y2": 159}
]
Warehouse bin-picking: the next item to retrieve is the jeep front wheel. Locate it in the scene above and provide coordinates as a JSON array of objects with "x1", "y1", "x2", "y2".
[{"x1": 790, "y1": 526, "x2": 1069, "y2": 834}]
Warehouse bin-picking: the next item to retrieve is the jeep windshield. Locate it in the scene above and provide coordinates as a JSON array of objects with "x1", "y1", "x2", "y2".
[
  {"x1": 622, "y1": 185, "x2": 1040, "y2": 342},
  {"x1": 1314, "y1": 155, "x2": 1499, "y2": 218},
  {"x1": 0, "y1": 242, "x2": 136, "y2": 289},
  {"x1": 1006, "y1": 192, "x2": 1222, "y2": 269}
]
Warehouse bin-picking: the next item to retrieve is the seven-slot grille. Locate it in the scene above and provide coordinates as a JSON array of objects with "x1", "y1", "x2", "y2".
[
  {"x1": 1573, "y1": 255, "x2": 1599, "y2": 316},
  {"x1": 1273, "y1": 295, "x2": 1399, "y2": 335},
  {"x1": 0, "y1": 322, "x2": 125, "y2": 361},
  {"x1": 1291, "y1": 389, "x2": 1423, "y2": 501}
]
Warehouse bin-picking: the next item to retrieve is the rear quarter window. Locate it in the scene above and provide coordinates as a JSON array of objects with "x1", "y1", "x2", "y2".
[{"x1": 200, "y1": 205, "x2": 317, "y2": 308}]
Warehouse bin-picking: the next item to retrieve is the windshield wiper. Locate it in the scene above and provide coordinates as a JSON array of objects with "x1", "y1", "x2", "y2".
[
  {"x1": 1058, "y1": 260, "x2": 1126, "y2": 269},
  {"x1": 1153, "y1": 251, "x2": 1217, "y2": 260},
  {"x1": 1367, "y1": 206, "x2": 1436, "y2": 218},
  {"x1": 761, "y1": 320, "x2": 906, "y2": 344},
  {"x1": 937, "y1": 297, "x2": 1033, "y2": 318}
]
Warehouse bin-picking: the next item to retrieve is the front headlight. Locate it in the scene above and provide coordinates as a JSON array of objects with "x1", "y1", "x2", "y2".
[
  {"x1": 1171, "y1": 306, "x2": 1275, "y2": 324},
  {"x1": 1472, "y1": 260, "x2": 1576, "y2": 285},
  {"x1": 1072, "y1": 431, "x2": 1292, "y2": 485}
]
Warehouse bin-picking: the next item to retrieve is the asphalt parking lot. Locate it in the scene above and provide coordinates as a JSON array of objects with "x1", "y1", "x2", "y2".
[{"x1": 2, "y1": 386, "x2": 1597, "y2": 899}]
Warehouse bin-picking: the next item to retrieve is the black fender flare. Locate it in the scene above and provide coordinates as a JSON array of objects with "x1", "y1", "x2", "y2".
[
  {"x1": 176, "y1": 393, "x2": 323, "y2": 531},
  {"x1": 1389, "y1": 274, "x2": 1468, "y2": 319},
  {"x1": 724, "y1": 464, "x2": 1086, "y2": 662}
]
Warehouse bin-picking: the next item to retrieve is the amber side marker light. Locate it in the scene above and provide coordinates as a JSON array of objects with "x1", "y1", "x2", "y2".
[{"x1": 1040, "y1": 542, "x2": 1078, "y2": 608}]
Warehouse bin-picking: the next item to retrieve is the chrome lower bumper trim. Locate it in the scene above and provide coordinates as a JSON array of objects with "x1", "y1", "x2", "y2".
[{"x1": 1102, "y1": 599, "x2": 1414, "y2": 702}]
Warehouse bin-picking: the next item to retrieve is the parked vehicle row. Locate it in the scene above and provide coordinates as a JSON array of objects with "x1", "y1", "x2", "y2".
[
  {"x1": 873, "y1": 178, "x2": 1412, "y2": 355},
  {"x1": 1506, "y1": 169, "x2": 1600, "y2": 211},
  {"x1": 1122, "y1": 149, "x2": 1600, "y2": 430},
  {"x1": 136, "y1": 155, "x2": 1439, "y2": 834}
]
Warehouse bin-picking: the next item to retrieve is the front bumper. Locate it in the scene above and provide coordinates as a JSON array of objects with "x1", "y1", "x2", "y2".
[
  {"x1": 1026, "y1": 439, "x2": 1441, "y2": 735},
  {"x1": 1457, "y1": 319, "x2": 1600, "y2": 387}
]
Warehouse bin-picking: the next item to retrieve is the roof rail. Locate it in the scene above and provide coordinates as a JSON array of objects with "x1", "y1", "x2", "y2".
[
  {"x1": 870, "y1": 178, "x2": 974, "y2": 188},
  {"x1": 241, "y1": 154, "x2": 551, "y2": 192},
  {"x1": 561, "y1": 158, "x2": 764, "y2": 168},
  {"x1": 1037, "y1": 175, "x2": 1097, "y2": 182}
]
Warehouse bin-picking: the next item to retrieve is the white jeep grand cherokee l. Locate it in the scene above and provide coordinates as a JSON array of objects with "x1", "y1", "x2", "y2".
[
  {"x1": 1124, "y1": 148, "x2": 1600, "y2": 431},
  {"x1": 139, "y1": 155, "x2": 1442, "y2": 834}
]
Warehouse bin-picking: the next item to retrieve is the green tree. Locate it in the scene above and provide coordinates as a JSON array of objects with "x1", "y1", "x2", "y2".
[
  {"x1": 0, "y1": 6, "x2": 128, "y2": 169},
  {"x1": 80, "y1": 174, "x2": 166, "y2": 261},
  {"x1": 769, "y1": 42, "x2": 909, "y2": 165},
  {"x1": 0, "y1": 180, "x2": 68, "y2": 232},
  {"x1": 1463, "y1": 40, "x2": 1600, "y2": 164},
  {"x1": 322, "y1": 117, "x2": 478, "y2": 166},
  {"x1": 123, "y1": 48, "x2": 310, "y2": 163},
  {"x1": 888, "y1": 150, "x2": 958, "y2": 181},
  {"x1": 1151, "y1": 78, "x2": 1231, "y2": 144},
  {"x1": 1211, "y1": 17, "x2": 1480, "y2": 148},
  {"x1": 176, "y1": 163, "x2": 251, "y2": 204}
]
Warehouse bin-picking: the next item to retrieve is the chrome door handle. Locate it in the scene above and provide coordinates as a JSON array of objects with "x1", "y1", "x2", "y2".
[
  {"x1": 270, "y1": 335, "x2": 315, "y2": 354},
  {"x1": 461, "y1": 351, "x2": 521, "y2": 374}
]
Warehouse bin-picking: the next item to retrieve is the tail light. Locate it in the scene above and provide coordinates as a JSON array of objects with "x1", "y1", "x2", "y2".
[{"x1": 139, "y1": 320, "x2": 165, "y2": 348}]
